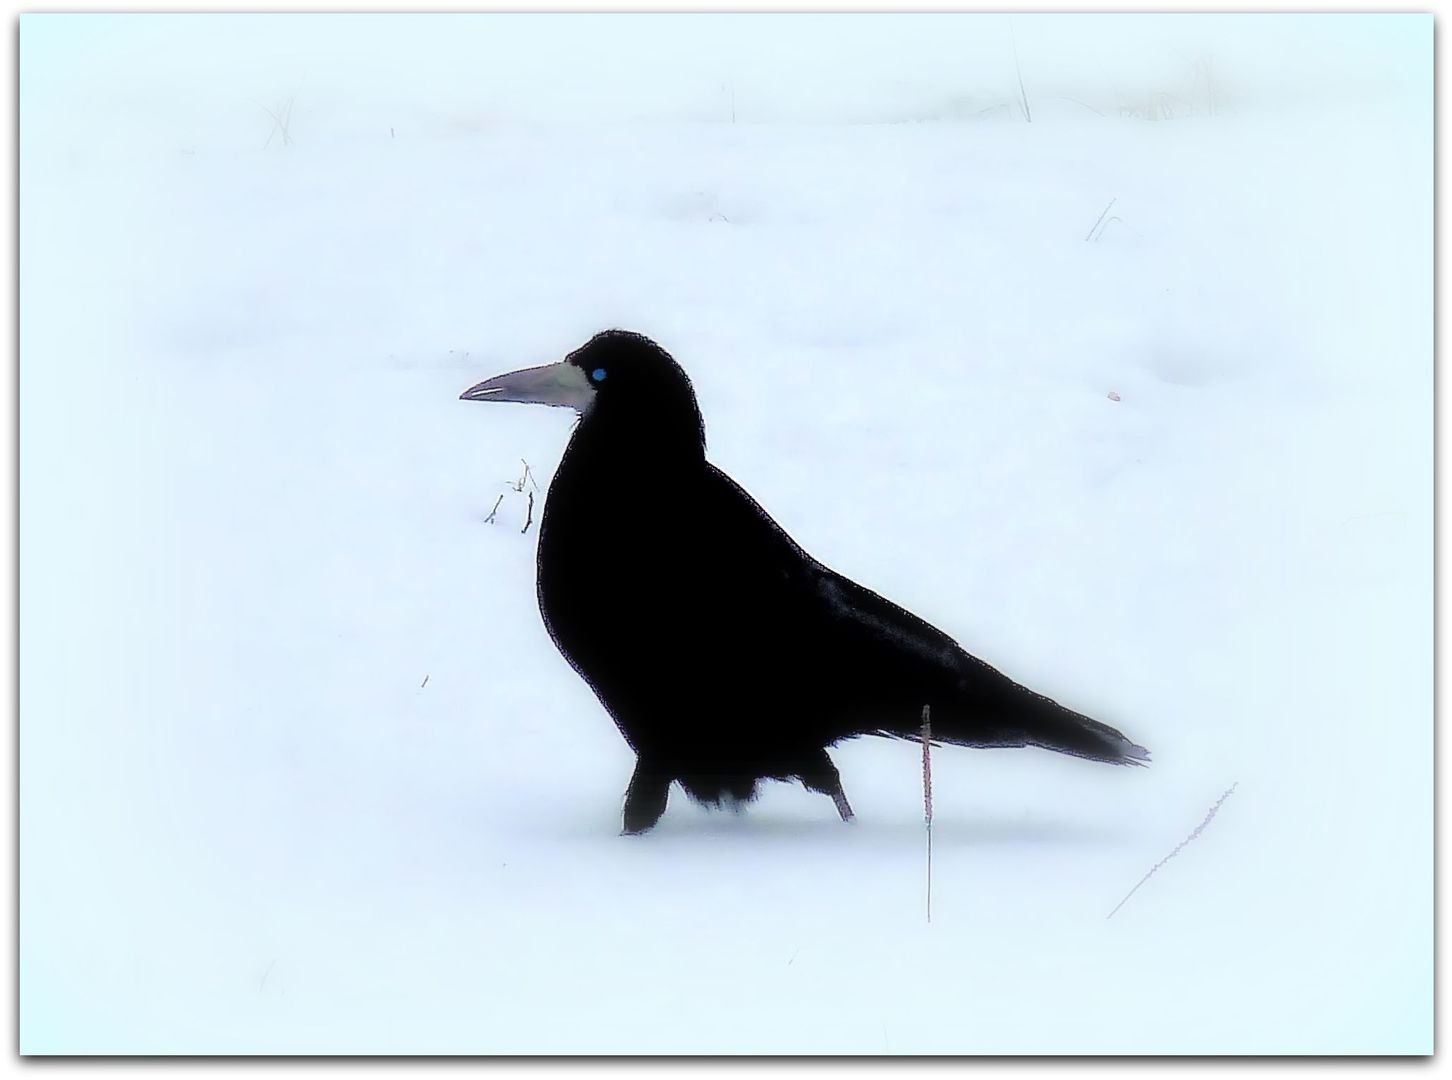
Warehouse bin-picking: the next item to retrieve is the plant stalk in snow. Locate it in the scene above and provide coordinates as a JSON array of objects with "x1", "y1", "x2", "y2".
[{"x1": 922, "y1": 704, "x2": 933, "y2": 924}]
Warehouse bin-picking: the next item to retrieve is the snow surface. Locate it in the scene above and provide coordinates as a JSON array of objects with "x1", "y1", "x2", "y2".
[{"x1": 20, "y1": 13, "x2": 1430, "y2": 1055}]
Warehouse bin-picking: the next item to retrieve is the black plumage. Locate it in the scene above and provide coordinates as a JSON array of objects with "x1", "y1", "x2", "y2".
[{"x1": 461, "y1": 330, "x2": 1149, "y2": 834}]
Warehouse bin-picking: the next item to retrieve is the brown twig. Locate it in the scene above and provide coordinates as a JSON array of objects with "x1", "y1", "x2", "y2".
[
  {"x1": 521, "y1": 491, "x2": 535, "y2": 534},
  {"x1": 484, "y1": 494, "x2": 504, "y2": 524},
  {"x1": 511, "y1": 460, "x2": 539, "y2": 493},
  {"x1": 922, "y1": 704, "x2": 933, "y2": 924},
  {"x1": 1107, "y1": 783, "x2": 1238, "y2": 919},
  {"x1": 420, "y1": 675, "x2": 429, "y2": 689}
]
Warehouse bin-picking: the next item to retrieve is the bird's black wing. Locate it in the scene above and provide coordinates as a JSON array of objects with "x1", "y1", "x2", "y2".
[
  {"x1": 691, "y1": 465, "x2": 995, "y2": 722},
  {"x1": 694, "y1": 464, "x2": 1149, "y2": 764}
]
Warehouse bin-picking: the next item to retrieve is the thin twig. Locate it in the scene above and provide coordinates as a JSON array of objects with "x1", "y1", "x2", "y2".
[
  {"x1": 922, "y1": 704, "x2": 933, "y2": 924},
  {"x1": 262, "y1": 107, "x2": 282, "y2": 150},
  {"x1": 420, "y1": 674, "x2": 429, "y2": 689},
  {"x1": 1085, "y1": 198, "x2": 1117, "y2": 242},
  {"x1": 1009, "y1": 19, "x2": 1032, "y2": 123},
  {"x1": 484, "y1": 493, "x2": 504, "y2": 524},
  {"x1": 262, "y1": 95, "x2": 295, "y2": 149},
  {"x1": 1107, "y1": 783, "x2": 1238, "y2": 919},
  {"x1": 510, "y1": 460, "x2": 539, "y2": 494},
  {"x1": 521, "y1": 490, "x2": 535, "y2": 534}
]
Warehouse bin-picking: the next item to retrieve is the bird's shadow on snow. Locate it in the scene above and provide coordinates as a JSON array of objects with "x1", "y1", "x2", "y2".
[{"x1": 541, "y1": 811, "x2": 1127, "y2": 848}]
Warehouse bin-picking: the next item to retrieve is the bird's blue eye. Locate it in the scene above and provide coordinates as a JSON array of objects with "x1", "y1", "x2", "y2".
[{"x1": 591, "y1": 367, "x2": 607, "y2": 383}]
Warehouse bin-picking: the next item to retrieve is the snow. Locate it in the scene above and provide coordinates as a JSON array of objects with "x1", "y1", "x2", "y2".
[{"x1": 20, "y1": 13, "x2": 1430, "y2": 1055}]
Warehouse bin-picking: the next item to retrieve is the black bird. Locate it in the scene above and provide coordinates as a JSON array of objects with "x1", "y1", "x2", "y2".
[{"x1": 461, "y1": 330, "x2": 1148, "y2": 834}]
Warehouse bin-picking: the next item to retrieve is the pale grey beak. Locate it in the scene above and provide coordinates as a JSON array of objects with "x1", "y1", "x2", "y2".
[{"x1": 459, "y1": 361, "x2": 595, "y2": 411}]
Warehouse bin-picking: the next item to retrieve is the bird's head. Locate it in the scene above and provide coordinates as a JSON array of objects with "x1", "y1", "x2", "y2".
[{"x1": 460, "y1": 329, "x2": 705, "y2": 450}]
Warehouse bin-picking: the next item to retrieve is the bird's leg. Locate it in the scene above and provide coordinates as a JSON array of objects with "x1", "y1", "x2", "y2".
[
  {"x1": 621, "y1": 756, "x2": 672, "y2": 835},
  {"x1": 797, "y1": 748, "x2": 855, "y2": 823}
]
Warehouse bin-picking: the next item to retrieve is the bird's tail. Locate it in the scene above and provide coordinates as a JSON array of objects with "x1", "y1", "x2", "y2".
[
  {"x1": 1013, "y1": 697, "x2": 1150, "y2": 766},
  {"x1": 877, "y1": 685, "x2": 1150, "y2": 767}
]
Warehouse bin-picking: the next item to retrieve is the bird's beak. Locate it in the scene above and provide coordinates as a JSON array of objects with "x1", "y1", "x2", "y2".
[{"x1": 459, "y1": 361, "x2": 595, "y2": 411}]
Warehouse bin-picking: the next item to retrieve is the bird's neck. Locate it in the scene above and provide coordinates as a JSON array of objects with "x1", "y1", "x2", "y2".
[
  {"x1": 568, "y1": 405, "x2": 707, "y2": 477},
  {"x1": 544, "y1": 412, "x2": 706, "y2": 561}
]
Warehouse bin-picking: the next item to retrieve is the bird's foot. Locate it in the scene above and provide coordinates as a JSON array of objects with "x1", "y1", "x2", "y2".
[
  {"x1": 621, "y1": 757, "x2": 671, "y2": 835},
  {"x1": 797, "y1": 748, "x2": 855, "y2": 823}
]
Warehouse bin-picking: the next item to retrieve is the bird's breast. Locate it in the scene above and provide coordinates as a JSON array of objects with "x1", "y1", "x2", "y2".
[{"x1": 535, "y1": 469, "x2": 698, "y2": 665}]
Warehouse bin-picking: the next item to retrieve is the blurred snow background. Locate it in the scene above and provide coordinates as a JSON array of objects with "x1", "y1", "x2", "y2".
[{"x1": 20, "y1": 12, "x2": 1430, "y2": 1054}]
